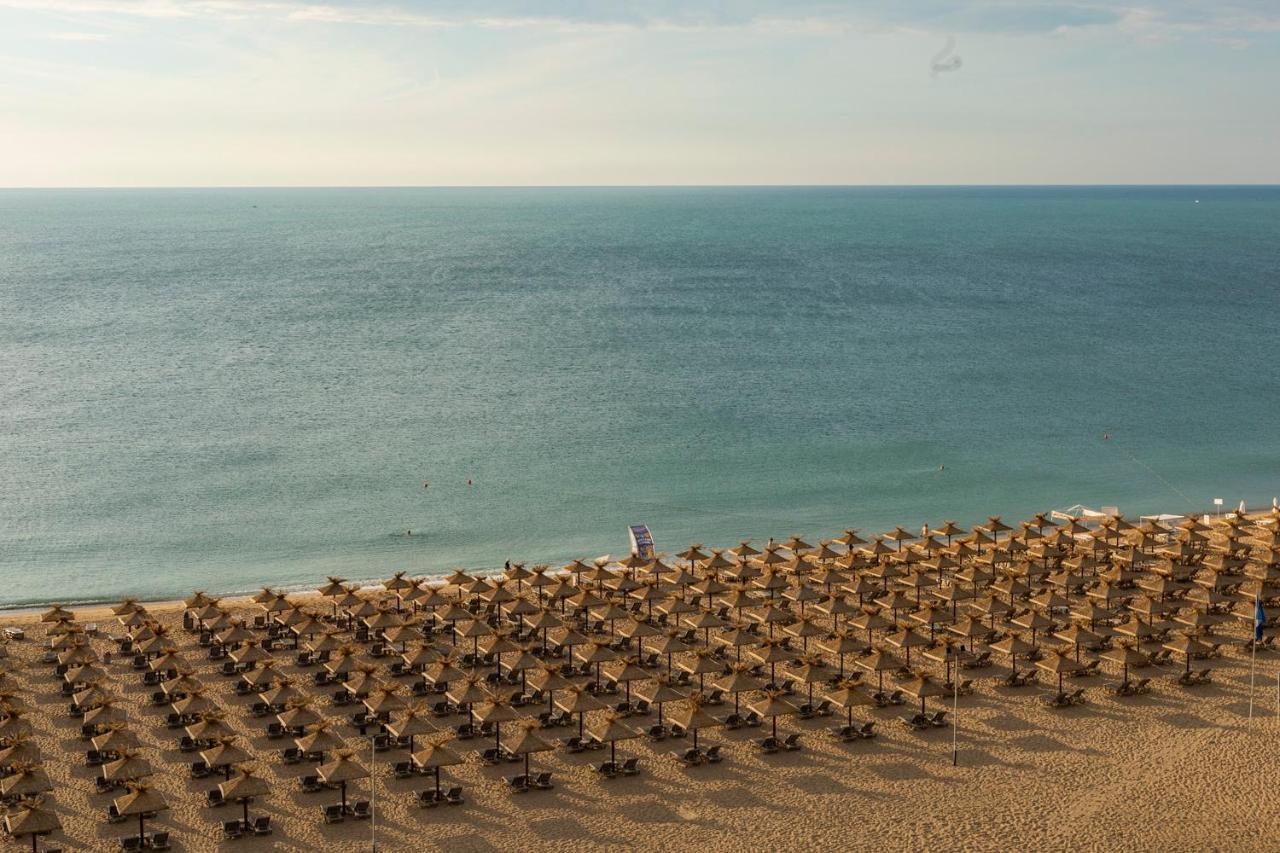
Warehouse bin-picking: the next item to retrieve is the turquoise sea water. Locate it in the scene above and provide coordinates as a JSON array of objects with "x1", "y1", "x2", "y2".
[{"x1": 1, "y1": 186, "x2": 1277, "y2": 607}]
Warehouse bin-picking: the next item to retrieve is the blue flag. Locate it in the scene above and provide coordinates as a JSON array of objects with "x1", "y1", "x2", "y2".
[{"x1": 1255, "y1": 597, "x2": 1266, "y2": 641}]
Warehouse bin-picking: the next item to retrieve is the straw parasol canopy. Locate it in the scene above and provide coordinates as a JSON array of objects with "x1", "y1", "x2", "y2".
[
  {"x1": 898, "y1": 672, "x2": 947, "y2": 715},
  {"x1": 748, "y1": 689, "x2": 801, "y2": 740},
  {"x1": 102, "y1": 750, "x2": 154, "y2": 783},
  {"x1": 219, "y1": 765, "x2": 272, "y2": 828},
  {"x1": 295, "y1": 721, "x2": 345, "y2": 755},
  {"x1": 317, "y1": 749, "x2": 369, "y2": 811},
  {"x1": 503, "y1": 721, "x2": 556, "y2": 778},
  {"x1": 669, "y1": 696, "x2": 723, "y2": 750},
  {"x1": 411, "y1": 738, "x2": 465, "y2": 798},
  {"x1": 114, "y1": 782, "x2": 168, "y2": 833},
  {"x1": 826, "y1": 678, "x2": 878, "y2": 726},
  {"x1": 0, "y1": 764, "x2": 53, "y2": 799},
  {"x1": 201, "y1": 737, "x2": 253, "y2": 780},
  {"x1": 3, "y1": 798, "x2": 60, "y2": 853},
  {"x1": 587, "y1": 712, "x2": 643, "y2": 765}
]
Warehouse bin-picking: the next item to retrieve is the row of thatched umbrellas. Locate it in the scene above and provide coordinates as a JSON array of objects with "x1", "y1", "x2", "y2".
[{"x1": 5, "y1": 507, "x2": 1277, "y2": 848}]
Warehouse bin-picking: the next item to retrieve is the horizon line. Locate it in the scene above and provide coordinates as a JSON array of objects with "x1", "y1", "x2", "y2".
[{"x1": 3, "y1": 182, "x2": 1280, "y2": 191}]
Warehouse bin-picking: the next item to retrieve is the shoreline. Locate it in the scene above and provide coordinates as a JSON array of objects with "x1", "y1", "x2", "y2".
[{"x1": 2, "y1": 499, "x2": 1273, "y2": 615}]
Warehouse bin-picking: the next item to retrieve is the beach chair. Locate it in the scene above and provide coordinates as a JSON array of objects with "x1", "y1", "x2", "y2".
[
  {"x1": 300, "y1": 775, "x2": 324, "y2": 794},
  {"x1": 743, "y1": 711, "x2": 763, "y2": 727},
  {"x1": 669, "y1": 747, "x2": 701, "y2": 766},
  {"x1": 352, "y1": 800, "x2": 372, "y2": 819},
  {"x1": 645, "y1": 724, "x2": 666, "y2": 740},
  {"x1": 206, "y1": 788, "x2": 226, "y2": 808},
  {"x1": 85, "y1": 749, "x2": 104, "y2": 767},
  {"x1": 592, "y1": 761, "x2": 619, "y2": 778},
  {"x1": 393, "y1": 760, "x2": 415, "y2": 778},
  {"x1": 1042, "y1": 692, "x2": 1070, "y2": 708},
  {"x1": 1133, "y1": 677, "x2": 1152, "y2": 694},
  {"x1": 95, "y1": 775, "x2": 115, "y2": 795},
  {"x1": 704, "y1": 745, "x2": 724, "y2": 763},
  {"x1": 107, "y1": 805, "x2": 127, "y2": 824},
  {"x1": 669, "y1": 724, "x2": 687, "y2": 739},
  {"x1": 533, "y1": 771, "x2": 554, "y2": 789},
  {"x1": 505, "y1": 773, "x2": 531, "y2": 792},
  {"x1": 1194, "y1": 668, "x2": 1212, "y2": 684},
  {"x1": 120, "y1": 836, "x2": 143, "y2": 852},
  {"x1": 252, "y1": 816, "x2": 272, "y2": 836},
  {"x1": 221, "y1": 821, "x2": 244, "y2": 840},
  {"x1": 265, "y1": 722, "x2": 285, "y2": 739},
  {"x1": 445, "y1": 786, "x2": 465, "y2": 805},
  {"x1": 857, "y1": 721, "x2": 877, "y2": 739},
  {"x1": 621, "y1": 757, "x2": 641, "y2": 775},
  {"x1": 752, "y1": 736, "x2": 780, "y2": 754},
  {"x1": 1066, "y1": 688, "x2": 1086, "y2": 705},
  {"x1": 781, "y1": 733, "x2": 802, "y2": 751},
  {"x1": 322, "y1": 804, "x2": 344, "y2": 824},
  {"x1": 832, "y1": 724, "x2": 856, "y2": 742},
  {"x1": 560, "y1": 736, "x2": 586, "y2": 753},
  {"x1": 927, "y1": 711, "x2": 948, "y2": 727},
  {"x1": 280, "y1": 747, "x2": 302, "y2": 765},
  {"x1": 189, "y1": 760, "x2": 211, "y2": 779},
  {"x1": 150, "y1": 832, "x2": 171, "y2": 850},
  {"x1": 900, "y1": 714, "x2": 928, "y2": 731},
  {"x1": 415, "y1": 789, "x2": 438, "y2": 808}
]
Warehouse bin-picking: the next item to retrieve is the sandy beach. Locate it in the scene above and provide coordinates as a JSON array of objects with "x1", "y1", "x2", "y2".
[{"x1": 2, "y1": 512, "x2": 1279, "y2": 852}]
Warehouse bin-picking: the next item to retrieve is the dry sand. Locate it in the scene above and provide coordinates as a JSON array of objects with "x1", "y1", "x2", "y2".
[{"x1": 3, "y1": 596, "x2": 1278, "y2": 851}]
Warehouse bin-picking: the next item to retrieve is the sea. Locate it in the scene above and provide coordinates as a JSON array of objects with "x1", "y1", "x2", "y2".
[{"x1": 1, "y1": 186, "x2": 1277, "y2": 608}]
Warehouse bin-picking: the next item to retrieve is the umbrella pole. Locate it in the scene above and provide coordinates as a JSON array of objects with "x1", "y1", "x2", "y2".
[
  {"x1": 138, "y1": 814, "x2": 145, "y2": 845},
  {"x1": 435, "y1": 767, "x2": 441, "y2": 798},
  {"x1": 243, "y1": 799, "x2": 249, "y2": 829}
]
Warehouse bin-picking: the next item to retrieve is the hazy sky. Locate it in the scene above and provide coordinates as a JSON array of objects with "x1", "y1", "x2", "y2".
[{"x1": 2, "y1": 1, "x2": 1278, "y2": 186}]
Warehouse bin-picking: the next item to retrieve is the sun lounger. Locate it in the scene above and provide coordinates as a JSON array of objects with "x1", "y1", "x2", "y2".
[
  {"x1": 900, "y1": 713, "x2": 929, "y2": 730},
  {"x1": 669, "y1": 747, "x2": 701, "y2": 766},
  {"x1": 621, "y1": 757, "x2": 641, "y2": 775},
  {"x1": 927, "y1": 710, "x2": 948, "y2": 727},
  {"x1": 1066, "y1": 688, "x2": 1086, "y2": 705},
  {"x1": 532, "y1": 771, "x2": 554, "y2": 789},
  {"x1": 352, "y1": 800, "x2": 372, "y2": 819},
  {"x1": 445, "y1": 786, "x2": 465, "y2": 805},
  {"x1": 752, "y1": 736, "x2": 780, "y2": 753},
  {"x1": 415, "y1": 789, "x2": 439, "y2": 808},
  {"x1": 1042, "y1": 692, "x2": 1071, "y2": 708},
  {"x1": 150, "y1": 832, "x2": 171, "y2": 850},
  {"x1": 206, "y1": 789, "x2": 226, "y2": 808},
  {"x1": 322, "y1": 804, "x2": 344, "y2": 824},
  {"x1": 592, "y1": 761, "x2": 619, "y2": 778},
  {"x1": 505, "y1": 773, "x2": 530, "y2": 792},
  {"x1": 781, "y1": 733, "x2": 802, "y2": 751},
  {"x1": 221, "y1": 821, "x2": 244, "y2": 840}
]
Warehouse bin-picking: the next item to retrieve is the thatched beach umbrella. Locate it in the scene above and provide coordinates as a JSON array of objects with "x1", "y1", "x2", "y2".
[
  {"x1": 588, "y1": 712, "x2": 642, "y2": 767},
  {"x1": 826, "y1": 678, "x2": 877, "y2": 727},
  {"x1": 3, "y1": 798, "x2": 60, "y2": 853},
  {"x1": 411, "y1": 738, "x2": 464, "y2": 799},
  {"x1": 219, "y1": 765, "x2": 271, "y2": 830},
  {"x1": 114, "y1": 784, "x2": 168, "y2": 846},
  {"x1": 748, "y1": 689, "x2": 800, "y2": 740},
  {"x1": 669, "y1": 697, "x2": 723, "y2": 752},
  {"x1": 317, "y1": 749, "x2": 369, "y2": 812},
  {"x1": 503, "y1": 722, "x2": 555, "y2": 781},
  {"x1": 899, "y1": 673, "x2": 947, "y2": 716}
]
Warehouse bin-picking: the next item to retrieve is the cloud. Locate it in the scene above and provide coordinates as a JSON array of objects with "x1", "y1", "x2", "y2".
[
  {"x1": 47, "y1": 30, "x2": 110, "y2": 39},
  {"x1": 2, "y1": 0, "x2": 1278, "y2": 38}
]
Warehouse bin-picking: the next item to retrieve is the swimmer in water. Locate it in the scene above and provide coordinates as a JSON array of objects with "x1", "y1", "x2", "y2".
[
  {"x1": 939, "y1": 464, "x2": 945, "y2": 471},
  {"x1": 423, "y1": 481, "x2": 429, "y2": 489}
]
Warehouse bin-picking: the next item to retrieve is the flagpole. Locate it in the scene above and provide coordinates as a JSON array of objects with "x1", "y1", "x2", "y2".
[
  {"x1": 952, "y1": 660, "x2": 959, "y2": 766},
  {"x1": 1249, "y1": 638, "x2": 1256, "y2": 720}
]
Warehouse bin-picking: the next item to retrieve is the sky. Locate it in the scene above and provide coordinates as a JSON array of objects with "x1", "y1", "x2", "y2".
[{"x1": 1, "y1": 1, "x2": 1278, "y2": 186}]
